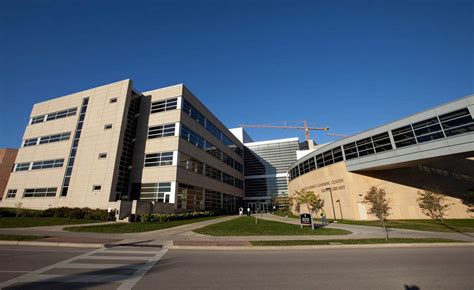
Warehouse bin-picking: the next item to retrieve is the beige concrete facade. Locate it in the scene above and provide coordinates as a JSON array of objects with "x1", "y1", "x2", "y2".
[
  {"x1": 2, "y1": 80, "x2": 244, "y2": 213},
  {"x1": 0, "y1": 149, "x2": 18, "y2": 199},
  {"x1": 288, "y1": 158, "x2": 474, "y2": 220},
  {"x1": 288, "y1": 95, "x2": 474, "y2": 220},
  {"x1": 2, "y1": 80, "x2": 133, "y2": 210}
]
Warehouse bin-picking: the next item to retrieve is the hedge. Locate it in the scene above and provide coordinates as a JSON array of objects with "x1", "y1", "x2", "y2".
[
  {"x1": 0, "y1": 207, "x2": 116, "y2": 221},
  {"x1": 140, "y1": 211, "x2": 216, "y2": 223}
]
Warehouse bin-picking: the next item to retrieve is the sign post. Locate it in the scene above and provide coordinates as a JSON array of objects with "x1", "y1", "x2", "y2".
[{"x1": 300, "y1": 213, "x2": 314, "y2": 230}]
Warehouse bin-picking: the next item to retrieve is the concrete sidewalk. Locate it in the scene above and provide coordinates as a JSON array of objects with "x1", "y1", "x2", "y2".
[{"x1": 1, "y1": 215, "x2": 473, "y2": 249}]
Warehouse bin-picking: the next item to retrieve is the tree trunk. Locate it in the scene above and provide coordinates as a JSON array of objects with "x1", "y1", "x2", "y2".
[{"x1": 382, "y1": 219, "x2": 388, "y2": 241}]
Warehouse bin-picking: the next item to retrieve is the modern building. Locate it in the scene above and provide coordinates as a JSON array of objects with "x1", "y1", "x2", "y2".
[
  {"x1": 230, "y1": 128, "x2": 312, "y2": 212},
  {"x1": 288, "y1": 95, "x2": 474, "y2": 220},
  {"x1": 0, "y1": 149, "x2": 18, "y2": 200},
  {"x1": 1, "y1": 80, "x2": 244, "y2": 213}
]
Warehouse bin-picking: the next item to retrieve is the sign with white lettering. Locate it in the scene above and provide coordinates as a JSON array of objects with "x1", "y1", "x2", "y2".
[{"x1": 300, "y1": 213, "x2": 314, "y2": 230}]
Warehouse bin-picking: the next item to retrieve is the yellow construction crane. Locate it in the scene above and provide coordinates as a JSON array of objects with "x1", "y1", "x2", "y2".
[
  {"x1": 239, "y1": 120, "x2": 329, "y2": 142},
  {"x1": 326, "y1": 132, "x2": 350, "y2": 138}
]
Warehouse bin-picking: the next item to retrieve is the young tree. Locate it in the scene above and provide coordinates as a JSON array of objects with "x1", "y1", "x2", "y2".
[
  {"x1": 290, "y1": 189, "x2": 325, "y2": 217},
  {"x1": 364, "y1": 186, "x2": 391, "y2": 240},
  {"x1": 461, "y1": 189, "x2": 474, "y2": 214},
  {"x1": 417, "y1": 190, "x2": 451, "y2": 223}
]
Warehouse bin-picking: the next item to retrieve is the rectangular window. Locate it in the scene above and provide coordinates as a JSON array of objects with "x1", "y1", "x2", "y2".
[
  {"x1": 23, "y1": 187, "x2": 56, "y2": 198},
  {"x1": 37, "y1": 132, "x2": 71, "y2": 145},
  {"x1": 93, "y1": 185, "x2": 102, "y2": 191},
  {"x1": 98, "y1": 153, "x2": 107, "y2": 159},
  {"x1": 150, "y1": 98, "x2": 178, "y2": 114},
  {"x1": 182, "y1": 100, "x2": 205, "y2": 126},
  {"x1": 222, "y1": 172, "x2": 235, "y2": 186},
  {"x1": 144, "y1": 152, "x2": 174, "y2": 167},
  {"x1": 6, "y1": 189, "x2": 17, "y2": 199},
  {"x1": 439, "y1": 108, "x2": 474, "y2": 137},
  {"x1": 31, "y1": 159, "x2": 64, "y2": 170},
  {"x1": 30, "y1": 115, "x2": 45, "y2": 124},
  {"x1": 45, "y1": 107, "x2": 77, "y2": 121},
  {"x1": 140, "y1": 182, "x2": 172, "y2": 201},
  {"x1": 109, "y1": 97, "x2": 117, "y2": 103},
  {"x1": 372, "y1": 132, "x2": 393, "y2": 153},
  {"x1": 104, "y1": 124, "x2": 113, "y2": 130},
  {"x1": 392, "y1": 125, "x2": 417, "y2": 148},
  {"x1": 343, "y1": 143, "x2": 358, "y2": 160},
  {"x1": 23, "y1": 138, "x2": 38, "y2": 147},
  {"x1": 204, "y1": 165, "x2": 221, "y2": 181},
  {"x1": 148, "y1": 123, "x2": 176, "y2": 139},
  {"x1": 14, "y1": 163, "x2": 30, "y2": 172}
]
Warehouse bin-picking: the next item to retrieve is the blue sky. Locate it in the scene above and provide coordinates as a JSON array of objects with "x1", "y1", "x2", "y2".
[{"x1": 0, "y1": 0, "x2": 472, "y2": 148}]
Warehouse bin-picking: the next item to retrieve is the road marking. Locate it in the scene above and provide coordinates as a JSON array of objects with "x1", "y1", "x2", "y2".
[
  {"x1": 0, "y1": 246, "x2": 168, "y2": 289},
  {"x1": 0, "y1": 270, "x2": 30, "y2": 273},
  {"x1": 117, "y1": 249, "x2": 168, "y2": 290},
  {"x1": 61, "y1": 263, "x2": 142, "y2": 269}
]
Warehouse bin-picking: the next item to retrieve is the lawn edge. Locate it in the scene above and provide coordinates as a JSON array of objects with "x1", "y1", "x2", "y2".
[
  {"x1": 170, "y1": 242, "x2": 474, "y2": 251},
  {"x1": 0, "y1": 240, "x2": 104, "y2": 248}
]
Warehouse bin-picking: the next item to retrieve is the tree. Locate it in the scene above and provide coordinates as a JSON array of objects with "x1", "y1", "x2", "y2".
[
  {"x1": 364, "y1": 186, "x2": 391, "y2": 240},
  {"x1": 14, "y1": 202, "x2": 23, "y2": 218},
  {"x1": 290, "y1": 189, "x2": 324, "y2": 217},
  {"x1": 417, "y1": 190, "x2": 451, "y2": 222},
  {"x1": 461, "y1": 189, "x2": 474, "y2": 214}
]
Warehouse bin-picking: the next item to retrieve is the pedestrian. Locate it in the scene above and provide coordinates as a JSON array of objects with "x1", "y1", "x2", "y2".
[
  {"x1": 247, "y1": 206, "x2": 251, "y2": 216},
  {"x1": 239, "y1": 207, "x2": 243, "y2": 216},
  {"x1": 321, "y1": 208, "x2": 327, "y2": 226}
]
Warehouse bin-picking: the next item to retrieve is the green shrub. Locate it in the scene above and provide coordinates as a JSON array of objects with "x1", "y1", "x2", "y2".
[
  {"x1": 0, "y1": 208, "x2": 43, "y2": 218},
  {"x1": 140, "y1": 211, "x2": 216, "y2": 223}
]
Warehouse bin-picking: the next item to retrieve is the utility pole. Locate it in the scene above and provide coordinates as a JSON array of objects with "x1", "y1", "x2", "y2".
[{"x1": 326, "y1": 187, "x2": 337, "y2": 220}]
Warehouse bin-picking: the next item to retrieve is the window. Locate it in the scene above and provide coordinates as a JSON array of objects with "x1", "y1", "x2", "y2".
[
  {"x1": 31, "y1": 159, "x2": 64, "y2": 170},
  {"x1": 45, "y1": 107, "x2": 77, "y2": 121},
  {"x1": 182, "y1": 100, "x2": 205, "y2": 126},
  {"x1": 98, "y1": 153, "x2": 107, "y2": 159},
  {"x1": 61, "y1": 97, "x2": 89, "y2": 197},
  {"x1": 140, "y1": 182, "x2": 172, "y2": 201},
  {"x1": 392, "y1": 125, "x2": 417, "y2": 148},
  {"x1": 6, "y1": 189, "x2": 16, "y2": 199},
  {"x1": 30, "y1": 115, "x2": 45, "y2": 124},
  {"x1": 38, "y1": 132, "x2": 71, "y2": 145},
  {"x1": 343, "y1": 142, "x2": 358, "y2": 160},
  {"x1": 204, "y1": 165, "x2": 221, "y2": 181},
  {"x1": 148, "y1": 123, "x2": 176, "y2": 139},
  {"x1": 144, "y1": 152, "x2": 174, "y2": 167},
  {"x1": 372, "y1": 132, "x2": 393, "y2": 153},
  {"x1": 439, "y1": 108, "x2": 474, "y2": 137},
  {"x1": 109, "y1": 97, "x2": 117, "y2": 103},
  {"x1": 222, "y1": 172, "x2": 235, "y2": 186},
  {"x1": 104, "y1": 124, "x2": 113, "y2": 130},
  {"x1": 150, "y1": 98, "x2": 177, "y2": 114},
  {"x1": 93, "y1": 185, "x2": 102, "y2": 191},
  {"x1": 23, "y1": 138, "x2": 38, "y2": 147},
  {"x1": 23, "y1": 188, "x2": 56, "y2": 198},
  {"x1": 14, "y1": 163, "x2": 30, "y2": 172}
]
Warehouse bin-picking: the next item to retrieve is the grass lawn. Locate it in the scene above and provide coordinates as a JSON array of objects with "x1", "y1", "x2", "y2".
[
  {"x1": 339, "y1": 219, "x2": 474, "y2": 233},
  {"x1": 193, "y1": 216, "x2": 351, "y2": 236},
  {"x1": 0, "y1": 235, "x2": 47, "y2": 241},
  {"x1": 250, "y1": 238, "x2": 465, "y2": 246},
  {"x1": 64, "y1": 216, "x2": 222, "y2": 233},
  {"x1": 0, "y1": 217, "x2": 100, "y2": 228}
]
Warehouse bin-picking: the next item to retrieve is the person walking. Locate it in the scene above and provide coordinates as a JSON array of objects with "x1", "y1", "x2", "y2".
[
  {"x1": 239, "y1": 207, "x2": 243, "y2": 216},
  {"x1": 321, "y1": 208, "x2": 327, "y2": 226}
]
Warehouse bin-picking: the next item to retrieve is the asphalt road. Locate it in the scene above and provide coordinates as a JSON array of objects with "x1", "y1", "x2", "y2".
[
  {"x1": 135, "y1": 247, "x2": 474, "y2": 290},
  {"x1": 0, "y1": 245, "x2": 472, "y2": 289}
]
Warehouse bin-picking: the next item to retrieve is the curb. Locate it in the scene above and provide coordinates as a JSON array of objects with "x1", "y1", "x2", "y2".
[
  {"x1": 170, "y1": 242, "x2": 474, "y2": 251},
  {"x1": 0, "y1": 240, "x2": 104, "y2": 248}
]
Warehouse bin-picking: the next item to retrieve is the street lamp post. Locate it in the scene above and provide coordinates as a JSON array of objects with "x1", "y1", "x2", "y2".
[
  {"x1": 325, "y1": 187, "x2": 337, "y2": 221},
  {"x1": 336, "y1": 199, "x2": 343, "y2": 220}
]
